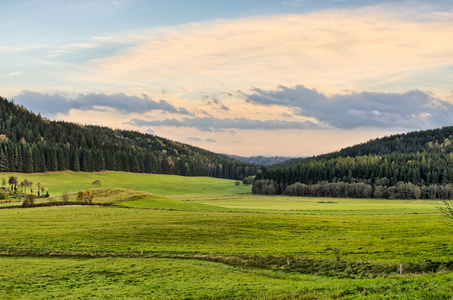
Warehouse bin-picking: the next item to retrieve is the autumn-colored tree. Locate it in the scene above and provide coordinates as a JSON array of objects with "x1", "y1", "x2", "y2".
[{"x1": 76, "y1": 189, "x2": 93, "y2": 205}]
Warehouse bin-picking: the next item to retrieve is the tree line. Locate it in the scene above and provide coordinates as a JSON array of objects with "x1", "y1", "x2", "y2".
[
  {"x1": 253, "y1": 152, "x2": 453, "y2": 199},
  {"x1": 0, "y1": 96, "x2": 259, "y2": 179},
  {"x1": 280, "y1": 126, "x2": 453, "y2": 166}
]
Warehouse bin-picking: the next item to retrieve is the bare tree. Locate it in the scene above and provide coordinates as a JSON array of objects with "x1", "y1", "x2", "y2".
[
  {"x1": 439, "y1": 198, "x2": 453, "y2": 220},
  {"x1": 440, "y1": 158, "x2": 453, "y2": 220},
  {"x1": 62, "y1": 191, "x2": 69, "y2": 204}
]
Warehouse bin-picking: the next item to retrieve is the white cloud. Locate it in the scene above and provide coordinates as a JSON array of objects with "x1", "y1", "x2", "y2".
[
  {"x1": 0, "y1": 44, "x2": 47, "y2": 53},
  {"x1": 6, "y1": 71, "x2": 22, "y2": 76}
]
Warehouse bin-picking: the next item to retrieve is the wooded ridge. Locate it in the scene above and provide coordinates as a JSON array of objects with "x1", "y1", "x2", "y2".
[
  {"x1": 255, "y1": 126, "x2": 453, "y2": 199},
  {"x1": 0, "y1": 96, "x2": 259, "y2": 179}
]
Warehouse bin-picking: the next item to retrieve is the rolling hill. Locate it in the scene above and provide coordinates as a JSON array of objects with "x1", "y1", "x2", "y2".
[
  {"x1": 0, "y1": 96, "x2": 259, "y2": 179},
  {"x1": 255, "y1": 126, "x2": 453, "y2": 200}
]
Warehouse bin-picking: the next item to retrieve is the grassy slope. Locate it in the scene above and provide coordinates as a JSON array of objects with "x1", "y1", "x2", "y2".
[
  {"x1": 0, "y1": 171, "x2": 452, "y2": 299},
  {"x1": 0, "y1": 171, "x2": 250, "y2": 199}
]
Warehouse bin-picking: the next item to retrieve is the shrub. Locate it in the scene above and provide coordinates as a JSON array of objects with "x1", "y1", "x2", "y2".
[
  {"x1": 22, "y1": 194, "x2": 37, "y2": 207},
  {"x1": 76, "y1": 189, "x2": 94, "y2": 205}
]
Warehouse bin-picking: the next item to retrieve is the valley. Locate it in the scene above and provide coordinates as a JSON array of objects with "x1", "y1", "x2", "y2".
[{"x1": 0, "y1": 172, "x2": 452, "y2": 299}]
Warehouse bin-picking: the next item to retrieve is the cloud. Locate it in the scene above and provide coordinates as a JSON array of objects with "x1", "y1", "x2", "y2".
[
  {"x1": 0, "y1": 44, "x2": 47, "y2": 53},
  {"x1": 201, "y1": 93, "x2": 230, "y2": 111},
  {"x1": 188, "y1": 137, "x2": 202, "y2": 142},
  {"x1": 49, "y1": 42, "x2": 100, "y2": 57},
  {"x1": 128, "y1": 116, "x2": 319, "y2": 131},
  {"x1": 246, "y1": 85, "x2": 453, "y2": 129},
  {"x1": 205, "y1": 138, "x2": 216, "y2": 143},
  {"x1": 13, "y1": 91, "x2": 191, "y2": 116},
  {"x1": 6, "y1": 71, "x2": 22, "y2": 76},
  {"x1": 81, "y1": 7, "x2": 453, "y2": 98},
  {"x1": 60, "y1": 42, "x2": 99, "y2": 51}
]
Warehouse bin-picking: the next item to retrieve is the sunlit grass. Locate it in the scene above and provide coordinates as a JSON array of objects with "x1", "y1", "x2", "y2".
[
  {"x1": 1, "y1": 256, "x2": 452, "y2": 299},
  {"x1": 0, "y1": 171, "x2": 251, "y2": 199},
  {"x1": 0, "y1": 171, "x2": 452, "y2": 299},
  {"x1": 0, "y1": 206, "x2": 451, "y2": 262}
]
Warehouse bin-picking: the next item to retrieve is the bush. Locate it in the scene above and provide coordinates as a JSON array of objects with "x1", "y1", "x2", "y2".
[
  {"x1": 242, "y1": 176, "x2": 254, "y2": 186},
  {"x1": 22, "y1": 194, "x2": 37, "y2": 207},
  {"x1": 76, "y1": 189, "x2": 94, "y2": 205}
]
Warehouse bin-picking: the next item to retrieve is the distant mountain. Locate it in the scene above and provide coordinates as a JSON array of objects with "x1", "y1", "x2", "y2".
[
  {"x1": 225, "y1": 155, "x2": 302, "y2": 166},
  {"x1": 0, "y1": 96, "x2": 259, "y2": 179}
]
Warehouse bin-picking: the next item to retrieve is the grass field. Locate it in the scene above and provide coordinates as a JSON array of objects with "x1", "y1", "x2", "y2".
[
  {"x1": 0, "y1": 171, "x2": 452, "y2": 299},
  {"x1": 1, "y1": 256, "x2": 452, "y2": 299}
]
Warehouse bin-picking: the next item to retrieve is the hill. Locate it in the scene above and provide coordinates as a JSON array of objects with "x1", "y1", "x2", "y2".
[
  {"x1": 254, "y1": 126, "x2": 453, "y2": 200},
  {"x1": 289, "y1": 126, "x2": 453, "y2": 164},
  {"x1": 0, "y1": 96, "x2": 259, "y2": 179},
  {"x1": 225, "y1": 154, "x2": 300, "y2": 166}
]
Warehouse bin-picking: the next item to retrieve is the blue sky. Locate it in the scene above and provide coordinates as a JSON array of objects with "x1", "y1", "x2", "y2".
[{"x1": 1, "y1": 0, "x2": 453, "y2": 156}]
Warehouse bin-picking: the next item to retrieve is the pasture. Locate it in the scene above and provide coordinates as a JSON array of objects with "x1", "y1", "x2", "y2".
[{"x1": 0, "y1": 171, "x2": 452, "y2": 299}]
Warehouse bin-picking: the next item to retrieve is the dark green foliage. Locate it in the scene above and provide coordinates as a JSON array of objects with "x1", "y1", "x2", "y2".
[
  {"x1": 242, "y1": 175, "x2": 254, "y2": 185},
  {"x1": 256, "y1": 127, "x2": 453, "y2": 199},
  {"x1": 226, "y1": 154, "x2": 296, "y2": 165},
  {"x1": 287, "y1": 126, "x2": 453, "y2": 163},
  {"x1": 256, "y1": 153, "x2": 453, "y2": 199},
  {"x1": 0, "y1": 96, "x2": 258, "y2": 179}
]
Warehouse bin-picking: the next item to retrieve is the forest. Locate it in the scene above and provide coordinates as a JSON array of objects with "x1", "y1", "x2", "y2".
[
  {"x1": 0, "y1": 97, "x2": 259, "y2": 179},
  {"x1": 254, "y1": 129, "x2": 453, "y2": 199}
]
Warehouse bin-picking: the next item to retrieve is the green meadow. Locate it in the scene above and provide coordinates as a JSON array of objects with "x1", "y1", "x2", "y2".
[{"x1": 0, "y1": 171, "x2": 452, "y2": 299}]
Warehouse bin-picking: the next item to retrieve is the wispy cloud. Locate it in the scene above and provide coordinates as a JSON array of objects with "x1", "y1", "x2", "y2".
[
  {"x1": 0, "y1": 44, "x2": 48, "y2": 53},
  {"x1": 6, "y1": 71, "x2": 22, "y2": 76},
  {"x1": 188, "y1": 137, "x2": 202, "y2": 142},
  {"x1": 14, "y1": 91, "x2": 191, "y2": 116},
  {"x1": 78, "y1": 7, "x2": 453, "y2": 97},
  {"x1": 128, "y1": 116, "x2": 319, "y2": 131}
]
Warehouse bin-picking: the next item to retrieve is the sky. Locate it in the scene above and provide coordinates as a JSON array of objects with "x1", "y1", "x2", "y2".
[{"x1": 1, "y1": 0, "x2": 453, "y2": 157}]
